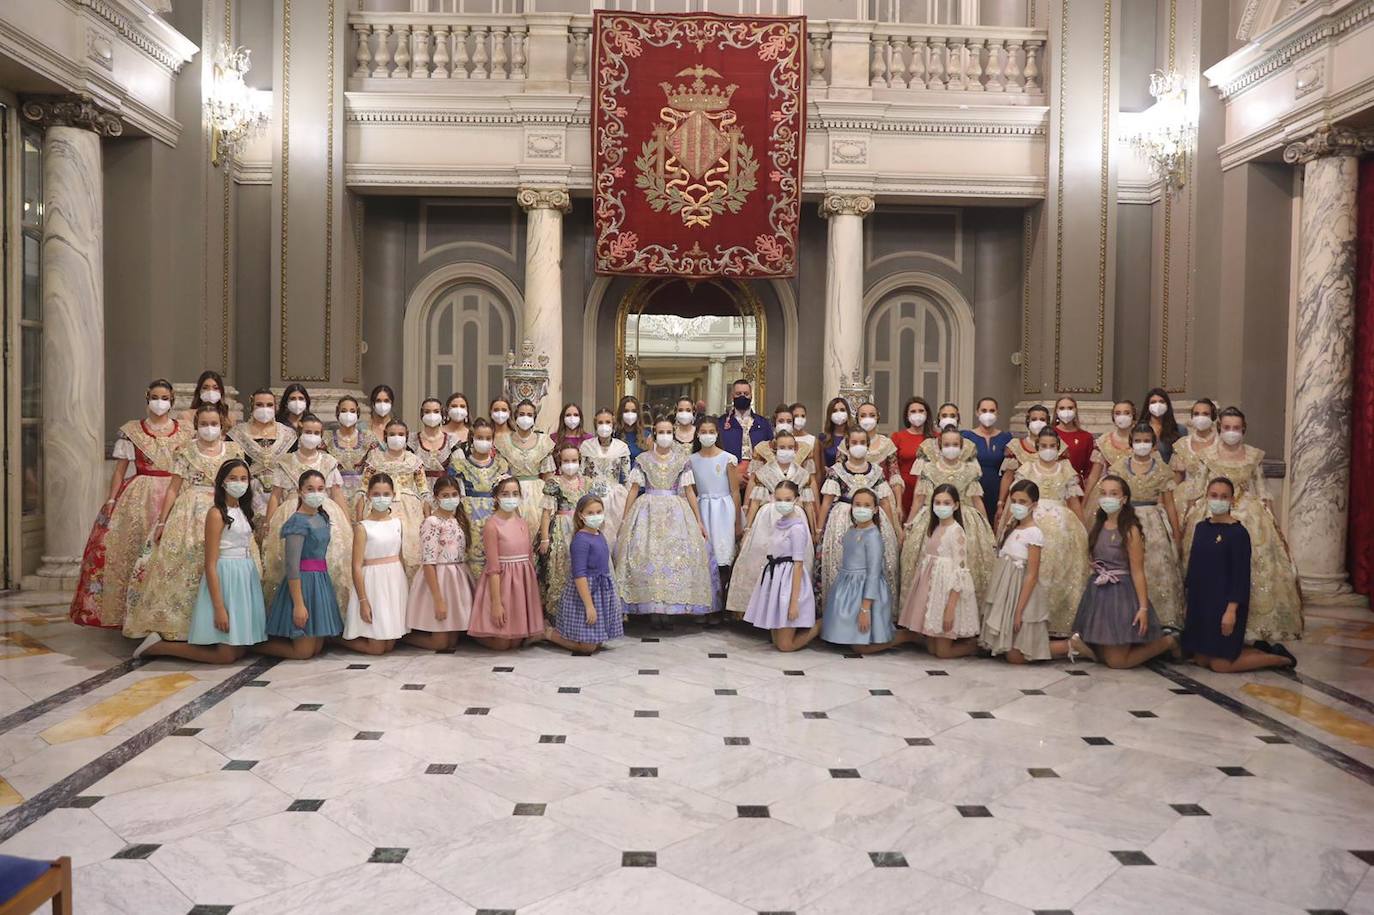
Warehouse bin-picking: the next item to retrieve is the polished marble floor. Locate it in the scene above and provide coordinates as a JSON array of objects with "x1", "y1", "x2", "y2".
[{"x1": 0, "y1": 592, "x2": 1373, "y2": 914}]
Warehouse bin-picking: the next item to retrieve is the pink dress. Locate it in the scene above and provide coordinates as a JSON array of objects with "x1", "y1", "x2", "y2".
[
  {"x1": 407, "y1": 515, "x2": 476, "y2": 632},
  {"x1": 469, "y1": 513, "x2": 544, "y2": 638}
]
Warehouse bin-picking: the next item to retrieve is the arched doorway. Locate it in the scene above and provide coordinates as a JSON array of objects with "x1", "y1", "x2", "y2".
[{"x1": 864, "y1": 273, "x2": 975, "y2": 421}]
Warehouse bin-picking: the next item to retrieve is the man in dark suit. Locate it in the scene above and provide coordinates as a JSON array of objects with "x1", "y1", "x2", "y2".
[{"x1": 717, "y1": 378, "x2": 772, "y2": 495}]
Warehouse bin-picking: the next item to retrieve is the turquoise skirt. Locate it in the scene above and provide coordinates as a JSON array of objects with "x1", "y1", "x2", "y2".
[
  {"x1": 265, "y1": 570, "x2": 344, "y2": 638},
  {"x1": 188, "y1": 557, "x2": 267, "y2": 646}
]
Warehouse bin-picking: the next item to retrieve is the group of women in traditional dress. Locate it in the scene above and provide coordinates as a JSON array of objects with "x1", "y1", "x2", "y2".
[{"x1": 69, "y1": 376, "x2": 1302, "y2": 674}]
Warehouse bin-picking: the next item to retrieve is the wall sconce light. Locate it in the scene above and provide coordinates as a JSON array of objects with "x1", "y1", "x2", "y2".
[
  {"x1": 207, "y1": 43, "x2": 269, "y2": 167},
  {"x1": 1125, "y1": 70, "x2": 1194, "y2": 194}
]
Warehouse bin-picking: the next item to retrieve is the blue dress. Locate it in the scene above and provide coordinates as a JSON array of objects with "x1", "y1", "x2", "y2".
[
  {"x1": 619, "y1": 430, "x2": 644, "y2": 461},
  {"x1": 821, "y1": 525, "x2": 894, "y2": 645},
  {"x1": 556, "y1": 530, "x2": 625, "y2": 644},
  {"x1": 188, "y1": 507, "x2": 267, "y2": 646},
  {"x1": 1182, "y1": 518, "x2": 1251, "y2": 661},
  {"x1": 1153, "y1": 421, "x2": 1187, "y2": 464},
  {"x1": 691, "y1": 450, "x2": 738, "y2": 567},
  {"x1": 963, "y1": 429, "x2": 1013, "y2": 518},
  {"x1": 265, "y1": 511, "x2": 344, "y2": 638}
]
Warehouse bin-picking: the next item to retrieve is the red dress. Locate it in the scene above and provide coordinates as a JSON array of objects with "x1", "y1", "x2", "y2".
[
  {"x1": 1056, "y1": 428, "x2": 1095, "y2": 484},
  {"x1": 891, "y1": 429, "x2": 927, "y2": 517}
]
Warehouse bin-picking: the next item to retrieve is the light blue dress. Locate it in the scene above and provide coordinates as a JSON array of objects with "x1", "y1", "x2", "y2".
[
  {"x1": 691, "y1": 450, "x2": 738, "y2": 567},
  {"x1": 822, "y1": 524, "x2": 894, "y2": 645},
  {"x1": 188, "y1": 506, "x2": 267, "y2": 646}
]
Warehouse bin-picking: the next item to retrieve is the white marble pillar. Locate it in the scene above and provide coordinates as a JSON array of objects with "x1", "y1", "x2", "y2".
[
  {"x1": 21, "y1": 98, "x2": 121, "y2": 584},
  {"x1": 706, "y1": 356, "x2": 726, "y2": 415},
  {"x1": 517, "y1": 187, "x2": 571, "y2": 429},
  {"x1": 820, "y1": 193, "x2": 874, "y2": 400},
  {"x1": 1282, "y1": 127, "x2": 1372, "y2": 599}
]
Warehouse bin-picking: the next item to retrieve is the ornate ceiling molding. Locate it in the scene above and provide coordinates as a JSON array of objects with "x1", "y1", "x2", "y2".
[
  {"x1": 1212, "y1": 0, "x2": 1374, "y2": 99},
  {"x1": 74, "y1": 0, "x2": 198, "y2": 73}
]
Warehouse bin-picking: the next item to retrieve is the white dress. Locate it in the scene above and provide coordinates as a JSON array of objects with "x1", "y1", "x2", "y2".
[
  {"x1": 691, "y1": 450, "x2": 739, "y2": 567},
  {"x1": 343, "y1": 517, "x2": 410, "y2": 640}
]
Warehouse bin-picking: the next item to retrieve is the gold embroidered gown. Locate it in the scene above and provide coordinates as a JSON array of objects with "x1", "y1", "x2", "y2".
[
  {"x1": 260, "y1": 450, "x2": 355, "y2": 609},
  {"x1": 900, "y1": 458, "x2": 996, "y2": 603},
  {"x1": 1104, "y1": 456, "x2": 1184, "y2": 628},
  {"x1": 410, "y1": 430, "x2": 462, "y2": 503},
  {"x1": 228, "y1": 422, "x2": 297, "y2": 517},
  {"x1": 541, "y1": 474, "x2": 599, "y2": 614},
  {"x1": 820, "y1": 461, "x2": 899, "y2": 600},
  {"x1": 1168, "y1": 433, "x2": 1216, "y2": 517},
  {"x1": 326, "y1": 427, "x2": 378, "y2": 505},
  {"x1": 71, "y1": 419, "x2": 191, "y2": 627},
  {"x1": 496, "y1": 432, "x2": 556, "y2": 542},
  {"x1": 360, "y1": 449, "x2": 426, "y2": 575},
  {"x1": 1182, "y1": 443, "x2": 1302, "y2": 642},
  {"x1": 1011, "y1": 459, "x2": 1091, "y2": 636},
  {"x1": 123, "y1": 440, "x2": 245, "y2": 640},
  {"x1": 1091, "y1": 431, "x2": 1133, "y2": 477},
  {"x1": 450, "y1": 450, "x2": 511, "y2": 581},
  {"x1": 615, "y1": 450, "x2": 714, "y2": 615},
  {"x1": 727, "y1": 460, "x2": 814, "y2": 615},
  {"x1": 580, "y1": 438, "x2": 632, "y2": 552}
]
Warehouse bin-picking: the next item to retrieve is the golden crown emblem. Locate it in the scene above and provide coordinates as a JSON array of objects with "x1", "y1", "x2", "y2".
[{"x1": 659, "y1": 66, "x2": 737, "y2": 113}]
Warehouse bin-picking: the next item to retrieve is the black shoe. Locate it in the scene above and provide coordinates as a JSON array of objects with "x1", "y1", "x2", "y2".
[
  {"x1": 1266, "y1": 643, "x2": 1298, "y2": 668},
  {"x1": 1252, "y1": 640, "x2": 1274, "y2": 654}
]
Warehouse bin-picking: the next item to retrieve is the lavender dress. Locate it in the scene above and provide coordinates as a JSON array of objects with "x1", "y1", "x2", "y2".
[
  {"x1": 556, "y1": 530, "x2": 625, "y2": 644},
  {"x1": 1071, "y1": 527, "x2": 1162, "y2": 646},
  {"x1": 743, "y1": 515, "x2": 815, "y2": 630}
]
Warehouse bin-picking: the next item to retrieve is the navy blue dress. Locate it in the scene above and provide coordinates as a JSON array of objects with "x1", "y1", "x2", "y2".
[
  {"x1": 963, "y1": 429, "x2": 1014, "y2": 518},
  {"x1": 1182, "y1": 518, "x2": 1251, "y2": 661},
  {"x1": 265, "y1": 511, "x2": 344, "y2": 638},
  {"x1": 619, "y1": 431, "x2": 644, "y2": 461}
]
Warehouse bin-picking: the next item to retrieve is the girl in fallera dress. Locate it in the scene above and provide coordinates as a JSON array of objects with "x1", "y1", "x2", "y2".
[
  {"x1": 997, "y1": 404, "x2": 1058, "y2": 520},
  {"x1": 254, "y1": 470, "x2": 344, "y2": 659},
  {"x1": 1085, "y1": 399, "x2": 1138, "y2": 495},
  {"x1": 497, "y1": 399, "x2": 557, "y2": 542},
  {"x1": 920, "y1": 403, "x2": 977, "y2": 465},
  {"x1": 261, "y1": 414, "x2": 355, "y2": 610},
  {"x1": 821, "y1": 489, "x2": 896, "y2": 652},
  {"x1": 1065, "y1": 475, "x2": 1180, "y2": 669},
  {"x1": 788, "y1": 402, "x2": 820, "y2": 502},
  {"x1": 672, "y1": 398, "x2": 700, "y2": 452},
  {"x1": 328, "y1": 396, "x2": 376, "y2": 506},
  {"x1": 900, "y1": 428, "x2": 996, "y2": 603},
  {"x1": 544, "y1": 495, "x2": 626, "y2": 654},
  {"x1": 896, "y1": 485, "x2": 981, "y2": 659},
  {"x1": 368, "y1": 384, "x2": 397, "y2": 445},
  {"x1": 405, "y1": 477, "x2": 476, "y2": 651},
  {"x1": 743, "y1": 482, "x2": 820, "y2": 652},
  {"x1": 358, "y1": 420, "x2": 428, "y2": 574},
  {"x1": 727, "y1": 432, "x2": 815, "y2": 618},
  {"x1": 818, "y1": 428, "x2": 902, "y2": 600},
  {"x1": 1143, "y1": 387, "x2": 1186, "y2": 464},
  {"x1": 469, "y1": 478, "x2": 545, "y2": 650},
  {"x1": 751, "y1": 404, "x2": 809, "y2": 470},
  {"x1": 339, "y1": 474, "x2": 412, "y2": 654},
  {"x1": 539, "y1": 444, "x2": 597, "y2": 611},
  {"x1": 412, "y1": 397, "x2": 462, "y2": 495},
  {"x1": 450, "y1": 419, "x2": 510, "y2": 580},
  {"x1": 980, "y1": 480, "x2": 1068, "y2": 663},
  {"x1": 1182, "y1": 478, "x2": 1296, "y2": 671},
  {"x1": 1053, "y1": 396, "x2": 1095, "y2": 485},
  {"x1": 489, "y1": 397, "x2": 514, "y2": 441},
  {"x1": 441, "y1": 392, "x2": 473, "y2": 448},
  {"x1": 615, "y1": 395, "x2": 646, "y2": 460},
  {"x1": 134, "y1": 460, "x2": 266, "y2": 661},
  {"x1": 616, "y1": 418, "x2": 716, "y2": 627},
  {"x1": 124, "y1": 407, "x2": 246, "y2": 642},
  {"x1": 1012, "y1": 429, "x2": 1091, "y2": 637},
  {"x1": 552, "y1": 402, "x2": 594, "y2": 454},
  {"x1": 177, "y1": 370, "x2": 232, "y2": 430},
  {"x1": 1170, "y1": 397, "x2": 1219, "y2": 516},
  {"x1": 692, "y1": 417, "x2": 743, "y2": 603},
  {"x1": 1097, "y1": 424, "x2": 1185, "y2": 629},
  {"x1": 892, "y1": 396, "x2": 936, "y2": 521},
  {"x1": 72, "y1": 378, "x2": 190, "y2": 628},
  {"x1": 580, "y1": 409, "x2": 632, "y2": 551},
  {"x1": 842, "y1": 404, "x2": 904, "y2": 506},
  {"x1": 277, "y1": 383, "x2": 311, "y2": 439},
  {"x1": 228, "y1": 388, "x2": 297, "y2": 518},
  {"x1": 820, "y1": 397, "x2": 852, "y2": 473},
  {"x1": 1182, "y1": 407, "x2": 1303, "y2": 644},
  {"x1": 963, "y1": 397, "x2": 1014, "y2": 520}
]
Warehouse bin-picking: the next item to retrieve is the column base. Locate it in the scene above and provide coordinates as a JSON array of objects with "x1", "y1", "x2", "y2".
[
  {"x1": 1299, "y1": 572, "x2": 1369, "y2": 607},
  {"x1": 29, "y1": 555, "x2": 83, "y2": 592}
]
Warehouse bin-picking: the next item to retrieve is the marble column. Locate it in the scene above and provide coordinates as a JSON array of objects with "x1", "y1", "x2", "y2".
[
  {"x1": 820, "y1": 193, "x2": 874, "y2": 400},
  {"x1": 517, "y1": 187, "x2": 571, "y2": 430},
  {"x1": 21, "y1": 97, "x2": 122, "y2": 583},
  {"x1": 1282, "y1": 127, "x2": 1374, "y2": 599},
  {"x1": 706, "y1": 356, "x2": 727, "y2": 415}
]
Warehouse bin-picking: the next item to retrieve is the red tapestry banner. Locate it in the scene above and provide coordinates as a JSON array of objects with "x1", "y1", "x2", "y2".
[{"x1": 592, "y1": 12, "x2": 805, "y2": 279}]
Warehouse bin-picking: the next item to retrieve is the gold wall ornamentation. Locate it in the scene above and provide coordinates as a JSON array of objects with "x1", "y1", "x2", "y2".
[
  {"x1": 348, "y1": 195, "x2": 363, "y2": 385},
  {"x1": 277, "y1": 0, "x2": 292, "y2": 379}
]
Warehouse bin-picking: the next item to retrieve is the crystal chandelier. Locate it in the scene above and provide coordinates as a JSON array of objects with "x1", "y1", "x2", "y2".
[
  {"x1": 1126, "y1": 70, "x2": 1194, "y2": 194},
  {"x1": 207, "y1": 44, "x2": 269, "y2": 167},
  {"x1": 636, "y1": 315, "x2": 719, "y2": 350}
]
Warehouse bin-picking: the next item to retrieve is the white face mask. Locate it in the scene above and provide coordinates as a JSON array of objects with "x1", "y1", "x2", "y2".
[
  {"x1": 1208, "y1": 498, "x2": 1232, "y2": 516},
  {"x1": 472, "y1": 438, "x2": 493, "y2": 454},
  {"x1": 1192, "y1": 415, "x2": 1213, "y2": 432},
  {"x1": 1057, "y1": 408, "x2": 1076, "y2": 424},
  {"x1": 1131, "y1": 442, "x2": 1153, "y2": 457},
  {"x1": 287, "y1": 399, "x2": 307, "y2": 415},
  {"x1": 338, "y1": 411, "x2": 358, "y2": 427},
  {"x1": 1027, "y1": 419, "x2": 1047, "y2": 436},
  {"x1": 422, "y1": 412, "x2": 443, "y2": 427},
  {"x1": 1009, "y1": 502, "x2": 1031, "y2": 521},
  {"x1": 1038, "y1": 447, "x2": 1059, "y2": 463},
  {"x1": 449, "y1": 407, "x2": 468, "y2": 423},
  {"x1": 373, "y1": 401, "x2": 392, "y2": 417},
  {"x1": 583, "y1": 513, "x2": 606, "y2": 530},
  {"x1": 387, "y1": 434, "x2": 407, "y2": 452},
  {"x1": 699, "y1": 432, "x2": 718, "y2": 448},
  {"x1": 831, "y1": 411, "x2": 848, "y2": 426},
  {"x1": 252, "y1": 406, "x2": 275, "y2": 424},
  {"x1": 938, "y1": 417, "x2": 958, "y2": 430},
  {"x1": 198, "y1": 425, "x2": 221, "y2": 442},
  {"x1": 933, "y1": 504, "x2": 955, "y2": 520},
  {"x1": 851, "y1": 506, "x2": 874, "y2": 524},
  {"x1": 302, "y1": 491, "x2": 327, "y2": 509},
  {"x1": 491, "y1": 410, "x2": 510, "y2": 425},
  {"x1": 1220, "y1": 429, "x2": 1244, "y2": 446},
  {"x1": 978, "y1": 412, "x2": 998, "y2": 428},
  {"x1": 498, "y1": 496, "x2": 520, "y2": 513},
  {"x1": 515, "y1": 415, "x2": 535, "y2": 431},
  {"x1": 148, "y1": 397, "x2": 172, "y2": 416},
  {"x1": 564, "y1": 415, "x2": 581, "y2": 430},
  {"x1": 437, "y1": 496, "x2": 461, "y2": 513},
  {"x1": 1099, "y1": 497, "x2": 1123, "y2": 515},
  {"x1": 1148, "y1": 402, "x2": 1169, "y2": 418},
  {"x1": 775, "y1": 422, "x2": 793, "y2": 434},
  {"x1": 1113, "y1": 414, "x2": 1133, "y2": 430},
  {"x1": 776, "y1": 448, "x2": 795, "y2": 464},
  {"x1": 775, "y1": 500, "x2": 796, "y2": 515},
  {"x1": 561, "y1": 462, "x2": 581, "y2": 476},
  {"x1": 300, "y1": 432, "x2": 322, "y2": 451},
  {"x1": 371, "y1": 495, "x2": 393, "y2": 512},
  {"x1": 676, "y1": 411, "x2": 695, "y2": 426},
  {"x1": 941, "y1": 445, "x2": 962, "y2": 461},
  {"x1": 792, "y1": 416, "x2": 807, "y2": 431},
  {"x1": 849, "y1": 443, "x2": 868, "y2": 460},
  {"x1": 908, "y1": 412, "x2": 926, "y2": 427},
  {"x1": 596, "y1": 423, "x2": 614, "y2": 439},
  {"x1": 224, "y1": 479, "x2": 250, "y2": 499},
  {"x1": 622, "y1": 411, "x2": 638, "y2": 425},
  {"x1": 200, "y1": 389, "x2": 221, "y2": 405},
  {"x1": 655, "y1": 433, "x2": 674, "y2": 449},
  {"x1": 858, "y1": 416, "x2": 878, "y2": 432}
]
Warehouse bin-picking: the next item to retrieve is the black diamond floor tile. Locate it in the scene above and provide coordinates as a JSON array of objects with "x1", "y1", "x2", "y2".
[
  {"x1": 1066, "y1": 669, "x2": 1090, "y2": 676},
  {"x1": 622, "y1": 851, "x2": 657, "y2": 867},
  {"x1": 492, "y1": 666, "x2": 514, "y2": 673},
  {"x1": 1028, "y1": 768, "x2": 1059, "y2": 779},
  {"x1": 426, "y1": 763, "x2": 457, "y2": 775},
  {"x1": 868, "y1": 851, "x2": 909, "y2": 868},
  {"x1": 1350, "y1": 850, "x2": 1374, "y2": 865},
  {"x1": 244, "y1": 680, "x2": 270, "y2": 687},
  {"x1": 1170, "y1": 804, "x2": 1209, "y2": 816},
  {"x1": 222, "y1": 759, "x2": 258, "y2": 771},
  {"x1": 869, "y1": 689, "x2": 893, "y2": 696},
  {"x1": 346, "y1": 664, "x2": 370, "y2": 670},
  {"x1": 968, "y1": 711, "x2": 994, "y2": 719},
  {"x1": 1020, "y1": 688, "x2": 1046, "y2": 695},
  {"x1": 514, "y1": 803, "x2": 547, "y2": 816},
  {"x1": 464, "y1": 707, "x2": 490, "y2": 716},
  {"x1": 1217, "y1": 766, "x2": 1253, "y2": 777},
  {"x1": 294, "y1": 703, "x2": 322, "y2": 711},
  {"x1": 708, "y1": 652, "x2": 727, "y2": 658},
  {"x1": 956, "y1": 805, "x2": 992, "y2": 817},
  {"x1": 783, "y1": 670, "x2": 805, "y2": 677},
  {"x1": 1257, "y1": 735, "x2": 1289, "y2": 744},
  {"x1": 1111, "y1": 850, "x2": 1154, "y2": 866},
  {"x1": 354, "y1": 731, "x2": 383, "y2": 740},
  {"x1": 736, "y1": 805, "x2": 770, "y2": 818},
  {"x1": 925, "y1": 670, "x2": 949, "y2": 676},
  {"x1": 369, "y1": 847, "x2": 408, "y2": 864},
  {"x1": 634, "y1": 710, "x2": 659, "y2": 718},
  {"x1": 802, "y1": 711, "x2": 828, "y2": 719},
  {"x1": 724, "y1": 737, "x2": 751, "y2": 746},
  {"x1": 715, "y1": 689, "x2": 738, "y2": 696},
  {"x1": 1082, "y1": 736, "x2": 1113, "y2": 746},
  {"x1": 171, "y1": 727, "x2": 202, "y2": 737},
  {"x1": 113, "y1": 844, "x2": 160, "y2": 860},
  {"x1": 62, "y1": 795, "x2": 102, "y2": 808},
  {"x1": 288, "y1": 799, "x2": 325, "y2": 812},
  {"x1": 187, "y1": 906, "x2": 233, "y2": 915},
  {"x1": 828, "y1": 768, "x2": 860, "y2": 779},
  {"x1": 558, "y1": 687, "x2": 581, "y2": 694},
  {"x1": 905, "y1": 737, "x2": 934, "y2": 746},
  {"x1": 401, "y1": 683, "x2": 426, "y2": 691},
  {"x1": 629, "y1": 767, "x2": 658, "y2": 777},
  {"x1": 641, "y1": 637, "x2": 660, "y2": 643},
  {"x1": 539, "y1": 735, "x2": 566, "y2": 744},
  {"x1": 639, "y1": 669, "x2": 659, "y2": 676},
  {"x1": 1129, "y1": 710, "x2": 1157, "y2": 718}
]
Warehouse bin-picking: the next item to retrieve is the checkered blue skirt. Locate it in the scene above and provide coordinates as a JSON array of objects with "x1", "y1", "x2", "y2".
[{"x1": 555, "y1": 571, "x2": 625, "y2": 644}]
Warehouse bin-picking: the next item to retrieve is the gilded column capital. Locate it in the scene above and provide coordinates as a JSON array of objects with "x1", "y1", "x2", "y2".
[
  {"x1": 21, "y1": 94, "x2": 123, "y2": 137},
  {"x1": 819, "y1": 193, "x2": 875, "y2": 219},
  {"x1": 517, "y1": 187, "x2": 572, "y2": 213},
  {"x1": 1282, "y1": 126, "x2": 1374, "y2": 165}
]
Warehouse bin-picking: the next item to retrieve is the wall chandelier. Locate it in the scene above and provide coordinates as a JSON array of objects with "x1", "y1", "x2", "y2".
[
  {"x1": 207, "y1": 44, "x2": 269, "y2": 167},
  {"x1": 1125, "y1": 70, "x2": 1194, "y2": 194}
]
